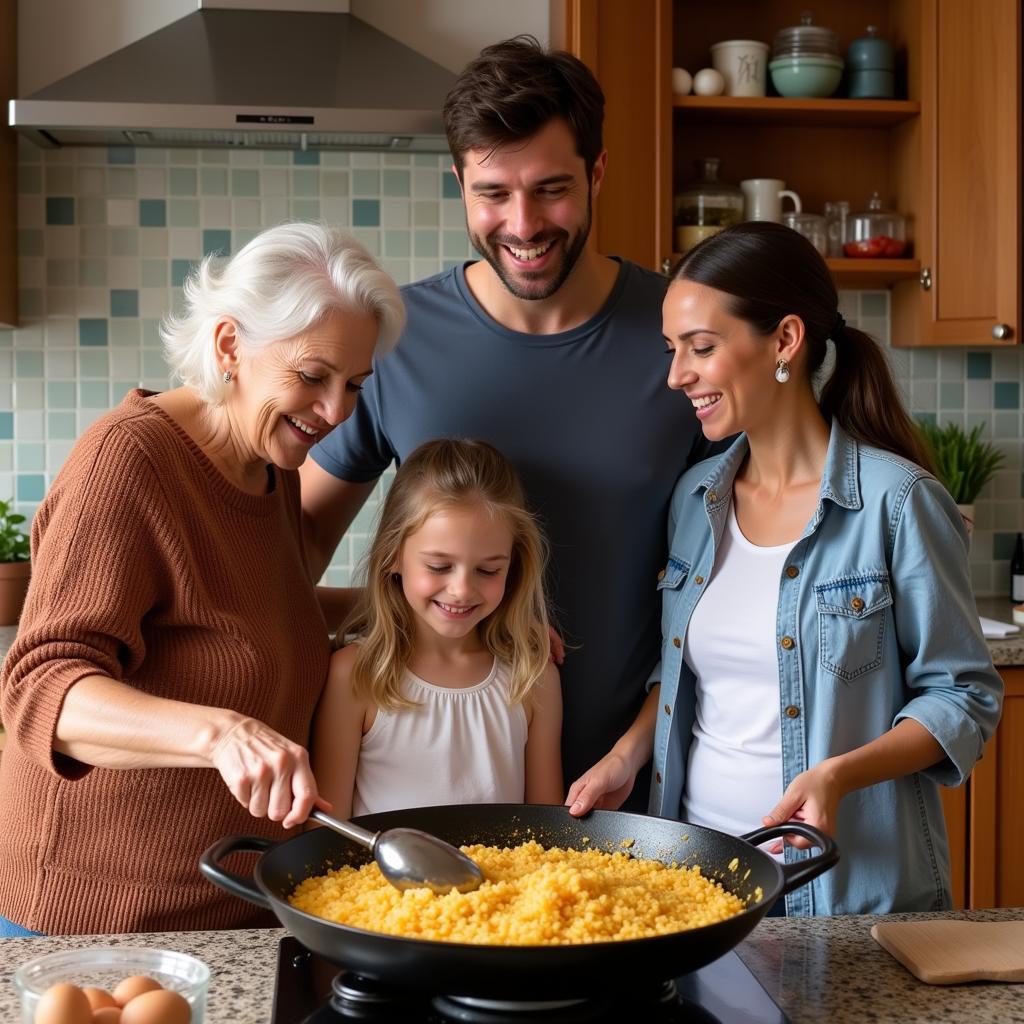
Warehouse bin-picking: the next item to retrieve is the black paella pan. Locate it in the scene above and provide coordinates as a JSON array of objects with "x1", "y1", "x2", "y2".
[{"x1": 200, "y1": 803, "x2": 837, "y2": 999}]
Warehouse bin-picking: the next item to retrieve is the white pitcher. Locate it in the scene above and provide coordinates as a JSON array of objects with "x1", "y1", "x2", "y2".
[{"x1": 740, "y1": 179, "x2": 802, "y2": 222}]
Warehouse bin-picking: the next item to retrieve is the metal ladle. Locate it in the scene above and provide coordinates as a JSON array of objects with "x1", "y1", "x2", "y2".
[{"x1": 310, "y1": 809, "x2": 484, "y2": 894}]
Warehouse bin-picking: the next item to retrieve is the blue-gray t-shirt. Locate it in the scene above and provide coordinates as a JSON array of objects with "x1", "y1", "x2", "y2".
[{"x1": 312, "y1": 259, "x2": 709, "y2": 791}]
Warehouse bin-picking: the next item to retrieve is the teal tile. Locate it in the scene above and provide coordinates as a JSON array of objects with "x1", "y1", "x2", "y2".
[
  {"x1": 47, "y1": 381, "x2": 76, "y2": 407},
  {"x1": 15, "y1": 352, "x2": 43, "y2": 377},
  {"x1": 353, "y1": 169, "x2": 379, "y2": 195},
  {"x1": 293, "y1": 169, "x2": 318, "y2": 196},
  {"x1": 994, "y1": 382, "x2": 1019, "y2": 409},
  {"x1": 141, "y1": 260, "x2": 167, "y2": 287},
  {"x1": 414, "y1": 231, "x2": 438, "y2": 258},
  {"x1": 107, "y1": 146, "x2": 135, "y2": 164},
  {"x1": 169, "y1": 199, "x2": 199, "y2": 227},
  {"x1": 16, "y1": 474, "x2": 45, "y2": 502},
  {"x1": 233, "y1": 228, "x2": 259, "y2": 250},
  {"x1": 79, "y1": 319, "x2": 109, "y2": 347},
  {"x1": 110, "y1": 290, "x2": 139, "y2": 317},
  {"x1": 293, "y1": 150, "x2": 320, "y2": 165},
  {"x1": 967, "y1": 352, "x2": 992, "y2": 379},
  {"x1": 17, "y1": 443, "x2": 45, "y2": 471},
  {"x1": 112, "y1": 381, "x2": 137, "y2": 403},
  {"x1": 384, "y1": 231, "x2": 411, "y2": 258},
  {"x1": 200, "y1": 168, "x2": 228, "y2": 195},
  {"x1": 443, "y1": 230, "x2": 468, "y2": 258},
  {"x1": 914, "y1": 411, "x2": 938, "y2": 426},
  {"x1": 141, "y1": 320, "x2": 161, "y2": 346},
  {"x1": 46, "y1": 197, "x2": 74, "y2": 225},
  {"x1": 231, "y1": 170, "x2": 260, "y2": 196},
  {"x1": 263, "y1": 151, "x2": 289, "y2": 165},
  {"x1": 169, "y1": 168, "x2": 197, "y2": 195},
  {"x1": 442, "y1": 171, "x2": 461, "y2": 199},
  {"x1": 142, "y1": 350, "x2": 168, "y2": 377},
  {"x1": 939, "y1": 381, "x2": 964, "y2": 409},
  {"x1": 993, "y1": 532, "x2": 1017, "y2": 560},
  {"x1": 0, "y1": 412, "x2": 12, "y2": 439},
  {"x1": 353, "y1": 200, "x2": 380, "y2": 227},
  {"x1": 79, "y1": 381, "x2": 109, "y2": 408},
  {"x1": 203, "y1": 229, "x2": 231, "y2": 257},
  {"x1": 47, "y1": 411, "x2": 76, "y2": 439},
  {"x1": 139, "y1": 199, "x2": 166, "y2": 227},
  {"x1": 79, "y1": 350, "x2": 109, "y2": 377},
  {"x1": 383, "y1": 170, "x2": 410, "y2": 197},
  {"x1": 171, "y1": 260, "x2": 195, "y2": 287}
]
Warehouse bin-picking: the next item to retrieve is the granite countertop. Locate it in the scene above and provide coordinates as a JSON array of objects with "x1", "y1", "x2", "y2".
[{"x1": 0, "y1": 909, "x2": 1021, "y2": 1022}]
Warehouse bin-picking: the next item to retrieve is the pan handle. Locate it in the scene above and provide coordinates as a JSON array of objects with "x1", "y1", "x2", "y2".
[
  {"x1": 740, "y1": 822, "x2": 840, "y2": 896},
  {"x1": 198, "y1": 835, "x2": 275, "y2": 909}
]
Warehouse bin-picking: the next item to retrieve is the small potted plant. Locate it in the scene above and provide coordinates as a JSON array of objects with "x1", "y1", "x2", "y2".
[
  {"x1": 916, "y1": 421, "x2": 1005, "y2": 540},
  {"x1": 0, "y1": 498, "x2": 31, "y2": 625}
]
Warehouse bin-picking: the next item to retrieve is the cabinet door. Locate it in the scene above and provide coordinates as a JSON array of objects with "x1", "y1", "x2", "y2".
[
  {"x1": 0, "y1": 0, "x2": 16, "y2": 328},
  {"x1": 895, "y1": 0, "x2": 1021, "y2": 346},
  {"x1": 552, "y1": 0, "x2": 671, "y2": 271}
]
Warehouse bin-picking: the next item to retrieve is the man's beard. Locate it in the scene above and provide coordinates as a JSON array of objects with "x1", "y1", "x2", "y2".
[{"x1": 470, "y1": 191, "x2": 592, "y2": 302}]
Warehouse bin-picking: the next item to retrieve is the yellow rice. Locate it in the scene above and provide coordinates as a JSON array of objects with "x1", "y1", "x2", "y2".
[{"x1": 287, "y1": 839, "x2": 745, "y2": 945}]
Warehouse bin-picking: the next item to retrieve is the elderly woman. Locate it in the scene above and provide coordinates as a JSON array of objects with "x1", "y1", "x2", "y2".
[{"x1": 0, "y1": 222, "x2": 404, "y2": 935}]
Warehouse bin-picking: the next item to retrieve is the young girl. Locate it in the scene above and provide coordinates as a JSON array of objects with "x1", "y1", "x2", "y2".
[
  {"x1": 312, "y1": 438, "x2": 563, "y2": 818},
  {"x1": 567, "y1": 221, "x2": 1003, "y2": 916}
]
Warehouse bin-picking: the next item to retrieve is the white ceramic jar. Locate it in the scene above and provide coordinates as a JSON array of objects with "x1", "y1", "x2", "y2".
[{"x1": 710, "y1": 39, "x2": 770, "y2": 97}]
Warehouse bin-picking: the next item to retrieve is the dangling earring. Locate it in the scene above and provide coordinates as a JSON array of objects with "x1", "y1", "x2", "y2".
[
  {"x1": 223, "y1": 371, "x2": 233, "y2": 383},
  {"x1": 391, "y1": 572, "x2": 401, "y2": 583},
  {"x1": 774, "y1": 359, "x2": 790, "y2": 384}
]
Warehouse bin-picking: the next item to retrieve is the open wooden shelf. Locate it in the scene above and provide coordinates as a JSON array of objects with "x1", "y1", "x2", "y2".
[
  {"x1": 670, "y1": 254, "x2": 921, "y2": 288},
  {"x1": 673, "y1": 95, "x2": 921, "y2": 127}
]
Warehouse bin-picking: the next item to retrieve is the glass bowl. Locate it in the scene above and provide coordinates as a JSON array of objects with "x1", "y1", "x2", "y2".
[
  {"x1": 769, "y1": 56, "x2": 843, "y2": 98},
  {"x1": 14, "y1": 947, "x2": 209, "y2": 1023}
]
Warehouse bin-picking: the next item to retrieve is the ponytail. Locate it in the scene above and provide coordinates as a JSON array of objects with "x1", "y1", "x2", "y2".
[
  {"x1": 677, "y1": 222, "x2": 934, "y2": 473},
  {"x1": 819, "y1": 323, "x2": 935, "y2": 473}
]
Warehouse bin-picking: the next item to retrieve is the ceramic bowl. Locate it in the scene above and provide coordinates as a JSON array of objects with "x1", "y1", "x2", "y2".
[
  {"x1": 769, "y1": 56, "x2": 843, "y2": 98},
  {"x1": 14, "y1": 946, "x2": 210, "y2": 1023}
]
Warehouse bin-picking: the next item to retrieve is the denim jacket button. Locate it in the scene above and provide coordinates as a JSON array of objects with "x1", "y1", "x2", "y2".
[
  {"x1": 657, "y1": 568, "x2": 666, "y2": 581},
  {"x1": 780, "y1": 635, "x2": 795, "y2": 650},
  {"x1": 851, "y1": 596, "x2": 865, "y2": 611},
  {"x1": 785, "y1": 705, "x2": 800, "y2": 718},
  {"x1": 672, "y1": 636, "x2": 682, "y2": 648},
  {"x1": 786, "y1": 565, "x2": 799, "y2": 579},
  {"x1": 663, "y1": 704, "x2": 671, "y2": 715},
  {"x1": 694, "y1": 575, "x2": 704, "y2": 585},
  {"x1": 707, "y1": 490, "x2": 718, "y2": 503},
  {"x1": 655, "y1": 771, "x2": 662, "y2": 783}
]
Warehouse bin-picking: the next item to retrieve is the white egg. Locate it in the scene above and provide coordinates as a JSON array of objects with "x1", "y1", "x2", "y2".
[
  {"x1": 671, "y1": 67, "x2": 692, "y2": 95},
  {"x1": 692, "y1": 67, "x2": 725, "y2": 96}
]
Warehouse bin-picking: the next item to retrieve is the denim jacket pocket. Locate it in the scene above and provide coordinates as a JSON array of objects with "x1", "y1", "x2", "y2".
[
  {"x1": 658, "y1": 556, "x2": 691, "y2": 634},
  {"x1": 815, "y1": 571, "x2": 893, "y2": 681}
]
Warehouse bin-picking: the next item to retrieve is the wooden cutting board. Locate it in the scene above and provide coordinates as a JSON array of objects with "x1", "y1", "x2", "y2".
[{"x1": 871, "y1": 920, "x2": 1024, "y2": 984}]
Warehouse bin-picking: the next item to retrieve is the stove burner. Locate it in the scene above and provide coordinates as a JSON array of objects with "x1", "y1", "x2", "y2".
[{"x1": 331, "y1": 972, "x2": 407, "y2": 1011}]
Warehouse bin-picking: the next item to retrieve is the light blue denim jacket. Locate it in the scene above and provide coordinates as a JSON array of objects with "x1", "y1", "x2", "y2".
[{"x1": 648, "y1": 422, "x2": 1003, "y2": 916}]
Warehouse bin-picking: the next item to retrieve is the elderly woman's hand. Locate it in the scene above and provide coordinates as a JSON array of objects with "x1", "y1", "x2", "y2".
[{"x1": 209, "y1": 716, "x2": 324, "y2": 830}]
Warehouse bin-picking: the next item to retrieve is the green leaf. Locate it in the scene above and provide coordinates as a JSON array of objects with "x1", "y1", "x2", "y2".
[
  {"x1": 916, "y1": 421, "x2": 1005, "y2": 504},
  {"x1": 0, "y1": 496, "x2": 31, "y2": 562}
]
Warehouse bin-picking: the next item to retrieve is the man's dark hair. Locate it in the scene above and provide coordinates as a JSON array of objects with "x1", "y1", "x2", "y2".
[{"x1": 443, "y1": 35, "x2": 605, "y2": 178}]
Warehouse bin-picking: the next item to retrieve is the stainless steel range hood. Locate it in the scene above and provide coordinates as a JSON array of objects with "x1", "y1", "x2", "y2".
[{"x1": 9, "y1": 3, "x2": 457, "y2": 152}]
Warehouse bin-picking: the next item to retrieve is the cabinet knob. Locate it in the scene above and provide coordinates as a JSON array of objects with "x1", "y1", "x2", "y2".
[
  {"x1": 919, "y1": 267, "x2": 932, "y2": 291},
  {"x1": 991, "y1": 323, "x2": 1013, "y2": 341}
]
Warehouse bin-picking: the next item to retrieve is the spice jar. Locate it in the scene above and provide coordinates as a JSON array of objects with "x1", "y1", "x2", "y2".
[
  {"x1": 843, "y1": 192, "x2": 908, "y2": 258},
  {"x1": 674, "y1": 158, "x2": 744, "y2": 254},
  {"x1": 782, "y1": 211, "x2": 828, "y2": 256}
]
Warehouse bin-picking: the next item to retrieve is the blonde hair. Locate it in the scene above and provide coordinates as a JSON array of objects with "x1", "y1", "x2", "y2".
[
  {"x1": 160, "y1": 222, "x2": 405, "y2": 405},
  {"x1": 345, "y1": 439, "x2": 551, "y2": 711}
]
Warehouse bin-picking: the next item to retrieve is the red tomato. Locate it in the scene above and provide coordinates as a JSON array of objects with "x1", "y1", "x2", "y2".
[{"x1": 843, "y1": 236, "x2": 906, "y2": 258}]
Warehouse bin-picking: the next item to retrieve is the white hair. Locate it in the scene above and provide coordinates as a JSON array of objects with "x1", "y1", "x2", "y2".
[{"x1": 160, "y1": 222, "x2": 405, "y2": 405}]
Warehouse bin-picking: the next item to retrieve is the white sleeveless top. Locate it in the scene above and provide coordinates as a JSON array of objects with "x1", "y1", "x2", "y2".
[
  {"x1": 352, "y1": 658, "x2": 528, "y2": 816},
  {"x1": 682, "y1": 503, "x2": 789, "y2": 849}
]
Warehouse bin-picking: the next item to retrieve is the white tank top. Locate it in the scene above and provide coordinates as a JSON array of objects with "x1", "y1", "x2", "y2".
[
  {"x1": 682, "y1": 503, "x2": 790, "y2": 850},
  {"x1": 352, "y1": 658, "x2": 528, "y2": 816}
]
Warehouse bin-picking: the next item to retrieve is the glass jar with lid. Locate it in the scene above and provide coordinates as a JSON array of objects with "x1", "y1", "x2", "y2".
[
  {"x1": 674, "y1": 158, "x2": 744, "y2": 255},
  {"x1": 843, "y1": 192, "x2": 909, "y2": 258}
]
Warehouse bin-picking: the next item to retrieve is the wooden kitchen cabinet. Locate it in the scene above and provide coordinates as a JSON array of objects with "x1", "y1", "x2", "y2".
[
  {"x1": 941, "y1": 667, "x2": 1023, "y2": 909},
  {"x1": 553, "y1": 0, "x2": 1022, "y2": 347},
  {"x1": 0, "y1": 0, "x2": 17, "y2": 328}
]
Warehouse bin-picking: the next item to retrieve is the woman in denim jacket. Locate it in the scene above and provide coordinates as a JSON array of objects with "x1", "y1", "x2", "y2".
[{"x1": 567, "y1": 222, "x2": 1003, "y2": 916}]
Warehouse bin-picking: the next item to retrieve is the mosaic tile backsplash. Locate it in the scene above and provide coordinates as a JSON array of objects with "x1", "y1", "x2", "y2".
[{"x1": 4, "y1": 141, "x2": 1024, "y2": 597}]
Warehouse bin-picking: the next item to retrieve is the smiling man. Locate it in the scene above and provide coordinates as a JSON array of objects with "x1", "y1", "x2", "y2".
[{"x1": 300, "y1": 36, "x2": 710, "y2": 805}]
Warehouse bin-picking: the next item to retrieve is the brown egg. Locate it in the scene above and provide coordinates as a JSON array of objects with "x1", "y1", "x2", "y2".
[
  {"x1": 34, "y1": 982, "x2": 92, "y2": 1024},
  {"x1": 112, "y1": 976, "x2": 162, "y2": 1007},
  {"x1": 92, "y1": 1008, "x2": 123, "y2": 1023},
  {"x1": 119, "y1": 989, "x2": 191, "y2": 1024},
  {"x1": 83, "y1": 987, "x2": 118, "y2": 1011}
]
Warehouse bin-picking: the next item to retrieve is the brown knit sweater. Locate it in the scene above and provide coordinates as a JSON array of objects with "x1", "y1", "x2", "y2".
[{"x1": 0, "y1": 390, "x2": 330, "y2": 934}]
